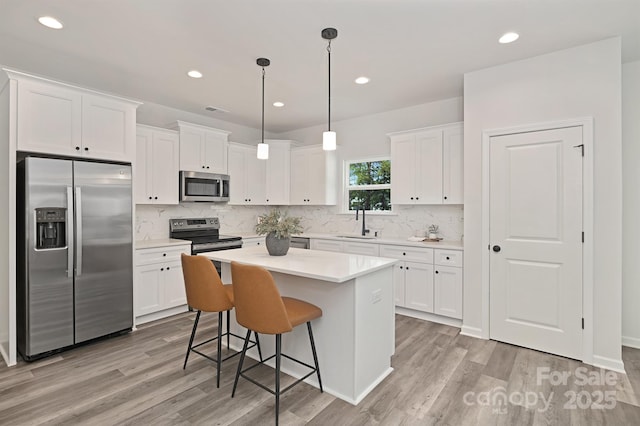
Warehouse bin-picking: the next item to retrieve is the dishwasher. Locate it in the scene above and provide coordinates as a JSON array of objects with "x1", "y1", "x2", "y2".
[{"x1": 290, "y1": 236, "x2": 310, "y2": 249}]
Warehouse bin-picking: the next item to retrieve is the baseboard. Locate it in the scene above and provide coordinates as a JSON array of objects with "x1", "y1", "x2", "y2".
[
  {"x1": 592, "y1": 354, "x2": 625, "y2": 374},
  {"x1": 0, "y1": 340, "x2": 10, "y2": 366},
  {"x1": 395, "y1": 307, "x2": 462, "y2": 328},
  {"x1": 135, "y1": 305, "x2": 189, "y2": 326},
  {"x1": 622, "y1": 335, "x2": 640, "y2": 349},
  {"x1": 460, "y1": 325, "x2": 485, "y2": 339}
]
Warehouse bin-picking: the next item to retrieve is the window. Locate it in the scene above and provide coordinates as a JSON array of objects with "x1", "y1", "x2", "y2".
[{"x1": 345, "y1": 158, "x2": 391, "y2": 212}]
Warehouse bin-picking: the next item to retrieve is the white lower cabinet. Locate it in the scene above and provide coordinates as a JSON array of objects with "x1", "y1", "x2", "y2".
[
  {"x1": 433, "y1": 250, "x2": 463, "y2": 319},
  {"x1": 242, "y1": 236, "x2": 265, "y2": 247},
  {"x1": 135, "y1": 244, "x2": 191, "y2": 324},
  {"x1": 310, "y1": 239, "x2": 380, "y2": 256},
  {"x1": 309, "y1": 238, "x2": 463, "y2": 320}
]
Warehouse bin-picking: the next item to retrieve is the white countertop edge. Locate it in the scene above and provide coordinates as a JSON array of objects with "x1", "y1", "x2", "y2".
[
  {"x1": 203, "y1": 247, "x2": 398, "y2": 283},
  {"x1": 135, "y1": 238, "x2": 192, "y2": 250},
  {"x1": 236, "y1": 233, "x2": 463, "y2": 250}
]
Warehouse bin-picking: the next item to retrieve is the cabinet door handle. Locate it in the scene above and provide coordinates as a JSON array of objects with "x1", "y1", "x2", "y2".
[
  {"x1": 148, "y1": 196, "x2": 152, "y2": 200},
  {"x1": 410, "y1": 197, "x2": 414, "y2": 200},
  {"x1": 416, "y1": 197, "x2": 419, "y2": 200},
  {"x1": 154, "y1": 196, "x2": 158, "y2": 200},
  {"x1": 206, "y1": 166, "x2": 210, "y2": 169},
  {"x1": 202, "y1": 166, "x2": 206, "y2": 169},
  {"x1": 444, "y1": 196, "x2": 448, "y2": 200},
  {"x1": 402, "y1": 252, "x2": 406, "y2": 256},
  {"x1": 160, "y1": 267, "x2": 164, "y2": 271},
  {"x1": 166, "y1": 267, "x2": 170, "y2": 270},
  {"x1": 406, "y1": 266, "x2": 409, "y2": 270},
  {"x1": 163, "y1": 253, "x2": 167, "y2": 257},
  {"x1": 435, "y1": 270, "x2": 439, "y2": 274},
  {"x1": 75, "y1": 146, "x2": 80, "y2": 151},
  {"x1": 266, "y1": 199, "x2": 269, "y2": 202},
  {"x1": 399, "y1": 266, "x2": 403, "y2": 269},
  {"x1": 446, "y1": 256, "x2": 450, "y2": 260},
  {"x1": 84, "y1": 147, "x2": 89, "y2": 151}
]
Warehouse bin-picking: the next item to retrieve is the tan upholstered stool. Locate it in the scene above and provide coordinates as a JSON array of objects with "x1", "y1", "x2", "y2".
[
  {"x1": 230, "y1": 261, "x2": 322, "y2": 425},
  {"x1": 181, "y1": 254, "x2": 261, "y2": 388}
]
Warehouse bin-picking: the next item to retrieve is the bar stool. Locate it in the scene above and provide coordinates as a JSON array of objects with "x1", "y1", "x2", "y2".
[
  {"x1": 180, "y1": 254, "x2": 262, "y2": 388},
  {"x1": 230, "y1": 261, "x2": 323, "y2": 425}
]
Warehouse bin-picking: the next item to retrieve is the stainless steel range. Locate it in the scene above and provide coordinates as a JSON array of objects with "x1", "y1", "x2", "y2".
[{"x1": 169, "y1": 217, "x2": 242, "y2": 274}]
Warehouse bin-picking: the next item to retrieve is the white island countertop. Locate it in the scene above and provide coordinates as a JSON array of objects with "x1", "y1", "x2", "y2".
[{"x1": 204, "y1": 245, "x2": 397, "y2": 283}]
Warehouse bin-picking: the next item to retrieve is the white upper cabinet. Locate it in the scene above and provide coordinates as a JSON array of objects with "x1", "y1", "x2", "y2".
[
  {"x1": 442, "y1": 125, "x2": 464, "y2": 204},
  {"x1": 81, "y1": 93, "x2": 136, "y2": 162},
  {"x1": 227, "y1": 143, "x2": 266, "y2": 205},
  {"x1": 264, "y1": 141, "x2": 292, "y2": 205},
  {"x1": 135, "y1": 125, "x2": 179, "y2": 205},
  {"x1": 227, "y1": 140, "x2": 293, "y2": 205},
  {"x1": 13, "y1": 72, "x2": 139, "y2": 162},
  {"x1": 174, "y1": 121, "x2": 230, "y2": 174},
  {"x1": 389, "y1": 122, "x2": 463, "y2": 205},
  {"x1": 290, "y1": 145, "x2": 337, "y2": 205}
]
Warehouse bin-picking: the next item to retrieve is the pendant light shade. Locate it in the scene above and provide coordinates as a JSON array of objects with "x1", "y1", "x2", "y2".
[
  {"x1": 322, "y1": 28, "x2": 338, "y2": 151},
  {"x1": 257, "y1": 142, "x2": 269, "y2": 159},
  {"x1": 322, "y1": 131, "x2": 336, "y2": 151},
  {"x1": 257, "y1": 57, "x2": 270, "y2": 159}
]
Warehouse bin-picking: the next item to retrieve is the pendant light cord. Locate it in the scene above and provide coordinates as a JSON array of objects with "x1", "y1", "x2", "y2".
[
  {"x1": 327, "y1": 39, "x2": 332, "y2": 132},
  {"x1": 261, "y1": 66, "x2": 265, "y2": 144}
]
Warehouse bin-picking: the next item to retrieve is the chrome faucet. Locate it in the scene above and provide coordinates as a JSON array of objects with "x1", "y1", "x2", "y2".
[{"x1": 355, "y1": 205, "x2": 370, "y2": 236}]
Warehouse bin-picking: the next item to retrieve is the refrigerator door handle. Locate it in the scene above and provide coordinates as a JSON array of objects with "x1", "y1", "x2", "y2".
[
  {"x1": 67, "y1": 186, "x2": 74, "y2": 278},
  {"x1": 75, "y1": 186, "x2": 83, "y2": 276}
]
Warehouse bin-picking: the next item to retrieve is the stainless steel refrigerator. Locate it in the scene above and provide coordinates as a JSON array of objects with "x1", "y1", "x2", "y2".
[{"x1": 17, "y1": 157, "x2": 133, "y2": 360}]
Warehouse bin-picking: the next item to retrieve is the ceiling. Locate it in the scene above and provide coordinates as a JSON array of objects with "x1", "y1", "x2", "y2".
[{"x1": 1, "y1": 0, "x2": 639, "y2": 133}]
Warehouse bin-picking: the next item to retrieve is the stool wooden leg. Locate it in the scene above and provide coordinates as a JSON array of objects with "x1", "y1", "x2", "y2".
[
  {"x1": 307, "y1": 322, "x2": 323, "y2": 392},
  {"x1": 255, "y1": 332, "x2": 263, "y2": 362},
  {"x1": 275, "y1": 334, "x2": 282, "y2": 426},
  {"x1": 216, "y1": 311, "x2": 223, "y2": 388},
  {"x1": 232, "y1": 329, "x2": 252, "y2": 398},
  {"x1": 183, "y1": 310, "x2": 201, "y2": 369}
]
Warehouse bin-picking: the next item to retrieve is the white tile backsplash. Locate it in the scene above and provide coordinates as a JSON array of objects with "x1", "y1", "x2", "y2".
[{"x1": 136, "y1": 203, "x2": 463, "y2": 241}]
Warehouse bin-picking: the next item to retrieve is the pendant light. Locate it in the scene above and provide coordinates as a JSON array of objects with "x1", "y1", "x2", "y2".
[
  {"x1": 257, "y1": 57, "x2": 270, "y2": 160},
  {"x1": 322, "y1": 28, "x2": 338, "y2": 151}
]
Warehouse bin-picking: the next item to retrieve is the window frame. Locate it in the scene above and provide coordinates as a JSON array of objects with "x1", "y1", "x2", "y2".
[{"x1": 342, "y1": 156, "x2": 394, "y2": 214}]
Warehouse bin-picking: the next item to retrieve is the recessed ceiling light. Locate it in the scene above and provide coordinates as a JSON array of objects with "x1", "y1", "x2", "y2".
[
  {"x1": 355, "y1": 76, "x2": 370, "y2": 85},
  {"x1": 273, "y1": 102, "x2": 284, "y2": 107},
  {"x1": 187, "y1": 70, "x2": 203, "y2": 79},
  {"x1": 499, "y1": 32, "x2": 519, "y2": 44},
  {"x1": 38, "y1": 16, "x2": 63, "y2": 29}
]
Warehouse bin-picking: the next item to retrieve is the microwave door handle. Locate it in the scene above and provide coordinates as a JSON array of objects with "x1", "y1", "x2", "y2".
[
  {"x1": 219, "y1": 179, "x2": 224, "y2": 198},
  {"x1": 67, "y1": 186, "x2": 74, "y2": 278},
  {"x1": 75, "y1": 187, "x2": 83, "y2": 277}
]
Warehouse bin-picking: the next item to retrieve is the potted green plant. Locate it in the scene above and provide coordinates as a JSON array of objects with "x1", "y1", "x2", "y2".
[
  {"x1": 255, "y1": 209, "x2": 304, "y2": 256},
  {"x1": 428, "y1": 224, "x2": 439, "y2": 240}
]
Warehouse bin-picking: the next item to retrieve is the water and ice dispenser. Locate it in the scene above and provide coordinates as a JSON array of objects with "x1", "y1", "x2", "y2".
[{"x1": 35, "y1": 208, "x2": 66, "y2": 249}]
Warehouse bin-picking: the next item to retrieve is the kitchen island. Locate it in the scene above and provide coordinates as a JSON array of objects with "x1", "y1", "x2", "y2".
[{"x1": 204, "y1": 246, "x2": 397, "y2": 405}]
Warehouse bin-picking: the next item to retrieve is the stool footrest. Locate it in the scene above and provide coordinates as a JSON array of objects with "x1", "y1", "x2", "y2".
[
  {"x1": 238, "y1": 352, "x2": 319, "y2": 396},
  {"x1": 189, "y1": 331, "x2": 258, "y2": 365}
]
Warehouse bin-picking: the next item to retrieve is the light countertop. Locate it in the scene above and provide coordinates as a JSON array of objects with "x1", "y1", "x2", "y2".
[
  {"x1": 237, "y1": 233, "x2": 463, "y2": 250},
  {"x1": 135, "y1": 238, "x2": 192, "y2": 250},
  {"x1": 203, "y1": 246, "x2": 397, "y2": 283}
]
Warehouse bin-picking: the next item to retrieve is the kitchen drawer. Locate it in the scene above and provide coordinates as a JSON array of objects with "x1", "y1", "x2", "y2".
[
  {"x1": 434, "y1": 249, "x2": 463, "y2": 267},
  {"x1": 310, "y1": 239, "x2": 343, "y2": 252},
  {"x1": 343, "y1": 242, "x2": 379, "y2": 256},
  {"x1": 379, "y1": 244, "x2": 433, "y2": 263},
  {"x1": 136, "y1": 245, "x2": 191, "y2": 266}
]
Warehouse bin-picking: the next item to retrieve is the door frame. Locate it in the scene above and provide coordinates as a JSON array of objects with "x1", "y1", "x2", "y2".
[{"x1": 480, "y1": 117, "x2": 594, "y2": 364}]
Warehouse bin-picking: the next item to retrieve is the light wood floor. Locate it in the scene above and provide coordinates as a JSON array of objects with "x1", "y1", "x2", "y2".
[{"x1": 2, "y1": 313, "x2": 640, "y2": 425}]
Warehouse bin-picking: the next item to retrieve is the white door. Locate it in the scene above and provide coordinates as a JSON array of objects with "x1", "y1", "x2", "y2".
[
  {"x1": 390, "y1": 135, "x2": 416, "y2": 204},
  {"x1": 81, "y1": 93, "x2": 135, "y2": 162},
  {"x1": 151, "y1": 132, "x2": 179, "y2": 205},
  {"x1": 415, "y1": 130, "x2": 442, "y2": 204},
  {"x1": 490, "y1": 126, "x2": 583, "y2": 360}
]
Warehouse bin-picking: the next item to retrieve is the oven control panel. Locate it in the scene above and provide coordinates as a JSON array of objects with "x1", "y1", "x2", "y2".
[{"x1": 169, "y1": 217, "x2": 220, "y2": 231}]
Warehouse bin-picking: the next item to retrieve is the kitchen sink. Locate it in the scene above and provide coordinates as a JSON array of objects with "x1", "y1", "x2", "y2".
[{"x1": 335, "y1": 235, "x2": 377, "y2": 240}]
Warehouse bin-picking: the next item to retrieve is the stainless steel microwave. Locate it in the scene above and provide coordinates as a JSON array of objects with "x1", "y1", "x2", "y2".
[{"x1": 180, "y1": 171, "x2": 230, "y2": 202}]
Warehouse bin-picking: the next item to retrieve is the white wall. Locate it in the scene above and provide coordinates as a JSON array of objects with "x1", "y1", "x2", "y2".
[
  {"x1": 622, "y1": 60, "x2": 640, "y2": 348},
  {"x1": 136, "y1": 100, "x2": 276, "y2": 144},
  {"x1": 463, "y1": 38, "x2": 623, "y2": 369}
]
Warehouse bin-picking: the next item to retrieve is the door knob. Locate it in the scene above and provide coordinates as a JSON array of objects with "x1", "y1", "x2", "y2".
[{"x1": 492, "y1": 245, "x2": 501, "y2": 253}]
